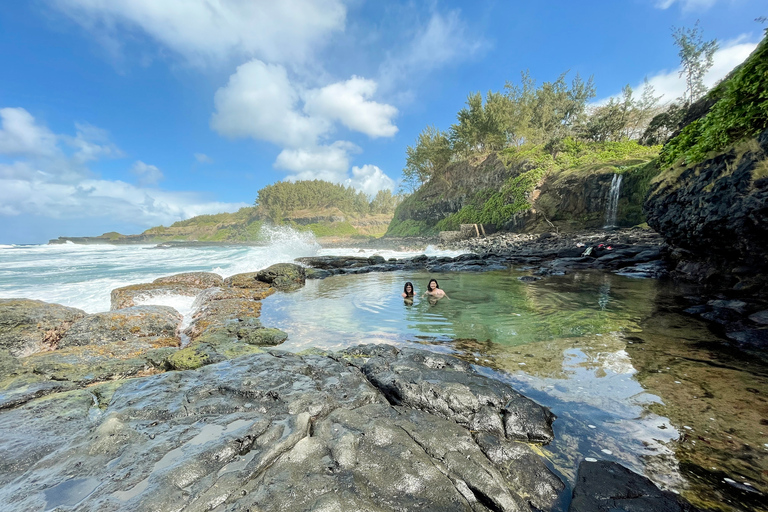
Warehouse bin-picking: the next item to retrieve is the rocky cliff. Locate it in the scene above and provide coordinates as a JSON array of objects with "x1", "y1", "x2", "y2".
[
  {"x1": 644, "y1": 129, "x2": 768, "y2": 287},
  {"x1": 386, "y1": 142, "x2": 659, "y2": 236}
]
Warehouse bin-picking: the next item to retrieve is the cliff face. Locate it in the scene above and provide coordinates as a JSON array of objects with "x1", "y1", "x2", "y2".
[
  {"x1": 644, "y1": 129, "x2": 768, "y2": 283},
  {"x1": 387, "y1": 146, "x2": 659, "y2": 236}
]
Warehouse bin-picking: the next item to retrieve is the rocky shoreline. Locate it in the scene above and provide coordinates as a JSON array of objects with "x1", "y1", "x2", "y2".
[{"x1": 0, "y1": 258, "x2": 712, "y2": 511}]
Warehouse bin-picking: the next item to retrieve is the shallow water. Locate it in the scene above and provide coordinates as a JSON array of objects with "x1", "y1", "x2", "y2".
[{"x1": 262, "y1": 270, "x2": 768, "y2": 512}]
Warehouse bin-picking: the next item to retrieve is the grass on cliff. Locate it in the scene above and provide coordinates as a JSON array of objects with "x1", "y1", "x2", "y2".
[
  {"x1": 659, "y1": 32, "x2": 768, "y2": 169},
  {"x1": 432, "y1": 139, "x2": 659, "y2": 231}
]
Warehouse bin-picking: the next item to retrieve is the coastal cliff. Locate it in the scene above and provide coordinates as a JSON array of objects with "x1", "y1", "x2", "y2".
[{"x1": 386, "y1": 141, "x2": 660, "y2": 237}]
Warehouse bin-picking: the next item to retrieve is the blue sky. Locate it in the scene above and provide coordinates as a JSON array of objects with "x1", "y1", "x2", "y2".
[{"x1": 0, "y1": 0, "x2": 764, "y2": 244}]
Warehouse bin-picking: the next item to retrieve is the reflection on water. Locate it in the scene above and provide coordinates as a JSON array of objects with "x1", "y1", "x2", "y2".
[{"x1": 262, "y1": 269, "x2": 768, "y2": 511}]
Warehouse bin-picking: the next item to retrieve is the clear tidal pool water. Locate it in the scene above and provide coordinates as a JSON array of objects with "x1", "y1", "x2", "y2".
[{"x1": 261, "y1": 269, "x2": 768, "y2": 512}]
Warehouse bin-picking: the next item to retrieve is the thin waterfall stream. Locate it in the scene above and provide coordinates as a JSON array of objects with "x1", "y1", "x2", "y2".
[{"x1": 604, "y1": 173, "x2": 623, "y2": 228}]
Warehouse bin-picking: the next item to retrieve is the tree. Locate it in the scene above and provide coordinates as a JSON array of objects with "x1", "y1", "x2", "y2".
[
  {"x1": 402, "y1": 126, "x2": 452, "y2": 191},
  {"x1": 672, "y1": 21, "x2": 718, "y2": 106}
]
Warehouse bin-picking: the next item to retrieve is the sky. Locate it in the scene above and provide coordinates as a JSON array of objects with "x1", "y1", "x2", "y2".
[{"x1": 0, "y1": 0, "x2": 764, "y2": 244}]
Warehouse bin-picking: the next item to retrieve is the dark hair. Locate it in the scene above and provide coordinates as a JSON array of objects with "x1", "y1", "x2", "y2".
[
  {"x1": 428, "y1": 279, "x2": 439, "y2": 290},
  {"x1": 403, "y1": 281, "x2": 414, "y2": 297}
]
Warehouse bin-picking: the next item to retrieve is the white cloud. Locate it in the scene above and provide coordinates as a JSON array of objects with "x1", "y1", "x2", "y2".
[
  {"x1": 194, "y1": 153, "x2": 213, "y2": 164},
  {"x1": 304, "y1": 77, "x2": 398, "y2": 138},
  {"x1": 50, "y1": 0, "x2": 347, "y2": 65},
  {"x1": 344, "y1": 164, "x2": 396, "y2": 196},
  {"x1": 275, "y1": 141, "x2": 360, "y2": 175},
  {"x1": 0, "y1": 107, "x2": 246, "y2": 242},
  {"x1": 131, "y1": 160, "x2": 163, "y2": 186},
  {"x1": 66, "y1": 122, "x2": 124, "y2": 163},
  {"x1": 597, "y1": 36, "x2": 759, "y2": 105},
  {"x1": 211, "y1": 60, "x2": 399, "y2": 190},
  {"x1": 0, "y1": 108, "x2": 59, "y2": 157},
  {"x1": 0, "y1": 177, "x2": 247, "y2": 226},
  {"x1": 654, "y1": 0, "x2": 718, "y2": 11},
  {"x1": 211, "y1": 59, "x2": 328, "y2": 148}
]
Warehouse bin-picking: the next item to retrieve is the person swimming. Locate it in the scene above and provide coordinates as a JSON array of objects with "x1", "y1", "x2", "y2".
[
  {"x1": 424, "y1": 278, "x2": 448, "y2": 299},
  {"x1": 402, "y1": 281, "x2": 415, "y2": 298}
]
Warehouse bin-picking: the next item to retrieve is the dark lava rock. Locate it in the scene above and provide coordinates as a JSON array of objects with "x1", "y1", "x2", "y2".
[
  {"x1": 473, "y1": 432, "x2": 564, "y2": 510},
  {"x1": 58, "y1": 305, "x2": 182, "y2": 348},
  {"x1": 256, "y1": 263, "x2": 306, "y2": 291},
  {"x1": 644, "y1": 127, "x2": 768, "y2": 277},
  {"x1": 570, "y1": 460, "x2": 703, "y2": 512},
  {"x1": 0, "y1": 299, "x2": 86, "y2": 357},
  {"x1": 152, "y1": 271, "x2": 223, "y2": 288},
  {"x1": 725, "y1": 328, "x2": 768, "y2": 351},
  {"x1": 343, "y1": 344, "x2": 556, "y2": 443},
  {"x1": 749, "y1": 310, "x2": 768, "y2": 325},
  {"x1": 0, "y1": 348, "x2": 563, "y2": 512},
  {"x1": 304, "y1": 267, "x2": 332, "y2": 279}
]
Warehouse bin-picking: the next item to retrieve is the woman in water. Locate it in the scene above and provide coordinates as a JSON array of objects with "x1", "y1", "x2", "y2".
[
  {"x1": 424, "y1": 278, "x2": 448, "y2": 299},
  {"x1": 402, "y1": 282, "x2": 415, "y2": 298}
]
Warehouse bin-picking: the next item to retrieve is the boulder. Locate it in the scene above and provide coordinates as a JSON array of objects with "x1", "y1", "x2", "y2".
[
  {"x1": 152, "y1": 271, "x2": 223, "y2": 288},
  {"x1": 342, "y1": 344, "x2": 556, "y2": 443},
  {"x1": 0, "y1": 299, "x2": 86, "y2": 357},
  {"x1": 111, "y1": 282, "x2": 203, "y2": 310},
  {"x1": 58, "y1": 305, "x2": 182, "y2": 348},
  {"x1": 256, "y1": 263, "x2": 306, "y2": 291},
  {"x1": 569, "y1": 460, "x2": 702, "y2": 512}
]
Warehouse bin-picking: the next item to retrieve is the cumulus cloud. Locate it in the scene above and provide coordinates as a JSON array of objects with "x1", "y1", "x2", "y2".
[
  {"x1": 304, "y1": 77, "x2": 398, "y2": 138},
  {"x1": 211, "y1": 59, "x2": 399, "y2": 192},
  {"x1": 0, "y1": 177, "x2": 246, "y2": 225},
  {"x1": 0, "y1": 107, "x2": 59, "y2": 157},
  {"x1": 66, "y1": 122, "x2": 124, "y2": 163},
  {"x1": 0, "y1": 106, "x2": 247, "y2": 242},
  {"x1": 130, "y1": 160, "x2": 163, "y2": 186},
  {"x1": 275, "y1": 141, "x2": 360, "y2": 175},
  {"x1": 344, "y1": 164, "x2": 396, "y2": 196},
  {"x1": 194, "y1": 153, "x2": 213, "y2": 164},
  {"x1": 50, "y1": 0, "x2": 347, "y2": 65},
  {"x1": 211, "y1": 60, "x2": 328, "y2": 148}
]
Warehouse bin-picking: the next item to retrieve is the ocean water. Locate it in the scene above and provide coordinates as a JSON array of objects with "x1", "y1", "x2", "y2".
[{"x1": 0, "y1": 227, "x2": 461, "y2": 314}]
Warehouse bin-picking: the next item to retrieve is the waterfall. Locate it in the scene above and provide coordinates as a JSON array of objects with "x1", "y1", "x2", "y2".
[{"x1": 604, "y1": 174, "x2": 623, "y2": 229}]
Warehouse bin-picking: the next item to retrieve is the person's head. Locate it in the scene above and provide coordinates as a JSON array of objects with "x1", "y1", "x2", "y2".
[
  {"x1": 403, "y1": 281, "x2": 414, "y2": 297},
  {"x1": 428, "y1": 279, "x2": 439, "y2": 291}
]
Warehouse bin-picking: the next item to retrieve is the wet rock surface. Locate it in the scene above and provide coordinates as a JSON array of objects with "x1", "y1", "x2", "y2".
[
  {"x1": 0, "y1": 346, "x2": 566, "y2": 512},
  {"x1": 300, "y1": 228, "x2": 669, "y2": 280},
  {"x1": 0, "y1": 298, "x2": 86, "y2": 357},
  {"x1": 344, "y1": 344, "x2": 556, "y2": 443},
  {"x1": 569, "y1": 460, "x2": 703, "y2": 512},
  {"x1": 58, "y1": 305, "x2": 182, "y2": 348},
  {"x1": 255, "y1": 262, "x2": 306, "y2": 291}
]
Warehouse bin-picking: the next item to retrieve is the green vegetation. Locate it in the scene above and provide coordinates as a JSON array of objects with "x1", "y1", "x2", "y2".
[
  {"x1": 256, "y1": 180, "x2": 399, "y2": 222},
  {"x1": 660, "y1": 31, "x2": 767, "y2": 168},
  {"x1": 139, "y1": 180, "x2": 400, "y2": 242},
  {"x1": 672, "y1": 21, "x2": 718, "y2": 107},
  {"x1": 434, "y1": 140, "x2": 659, "y2": 230}
]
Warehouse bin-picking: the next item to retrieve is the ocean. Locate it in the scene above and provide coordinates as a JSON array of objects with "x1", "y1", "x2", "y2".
[{"x1": 0, "y1": 227, "x2": 459, "y2": 315}]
